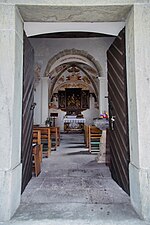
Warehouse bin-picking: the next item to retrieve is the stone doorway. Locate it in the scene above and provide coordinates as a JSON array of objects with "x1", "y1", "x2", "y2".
[{"x1": 0, "y1": 1, "x2": 150, "y2": 222}]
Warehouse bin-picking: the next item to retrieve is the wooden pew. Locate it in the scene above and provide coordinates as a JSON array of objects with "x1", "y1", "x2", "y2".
[
  {"x1": 34, "y1": 127, "x2": 51, "y2": 157},
  {"x1": 50, "y1": 127, "x2": 60, "y2": 150},
  {"x1": 84, "y1": 124, "x2": 89, "y2": 148},
  {"x1": 88, "y1": 125, "x2": 102, "y2": 153},
  {"x1": 50, "y1": 127, "x2": 58, "y2": 150},
  {"x1": 32, "y1": 144, "x2": 41, "y2": 176},
  {"x1": 56, "y1": 127, "x2": 60, "y2": 146},
  {"x1": 33, "y1": 129, "x2": 42, "y2": 162}
]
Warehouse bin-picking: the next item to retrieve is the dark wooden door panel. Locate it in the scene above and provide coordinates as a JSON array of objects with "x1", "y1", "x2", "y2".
[
  {"x1": 21, "y1": 32, "x2": 34, "y2": 193},
  {"x1": 107, "y1": 28, "x2": 130, "y2": 194}
]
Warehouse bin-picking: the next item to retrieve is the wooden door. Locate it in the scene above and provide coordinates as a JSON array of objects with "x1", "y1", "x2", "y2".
[
  {"x1": 107, "y1": 28, "x2": 130, "y2": 194},
  {"x1": 21, "y1": 32, "x2": 34, "y2": 193}
]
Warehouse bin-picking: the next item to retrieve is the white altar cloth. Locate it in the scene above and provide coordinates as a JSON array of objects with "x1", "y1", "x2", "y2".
[{"x1": 64, "y1": 118, "x2": 86, "y2": 123}]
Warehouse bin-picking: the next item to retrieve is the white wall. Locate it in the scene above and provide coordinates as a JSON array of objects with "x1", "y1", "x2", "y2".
[
  {"x1": 99, "y1": 77, "x2": 108, "y2": 114},
  {"x1": 50, "y1": 108, "x2": 66, "y2": 131},
  {"x1": 30, "y1": 37, "x2": 114, "y2": 126},
  {"x1": 29, "y1": 37, "x2": 114, "y2": 78},
  {"x1": 34, "y1": 82, "x2": 42, "y2": 124},
  {"x1": 82, "y1": 95, "x2": 99, "y2": 125}
]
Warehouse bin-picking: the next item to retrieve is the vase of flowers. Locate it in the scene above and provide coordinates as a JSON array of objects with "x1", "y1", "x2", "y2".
[
  {"x1": 45, "y1": 117, "x2": 52, "y2": 127},
  {"x1": 93, "y1": 113, "x2": 109, "y2": 130}
]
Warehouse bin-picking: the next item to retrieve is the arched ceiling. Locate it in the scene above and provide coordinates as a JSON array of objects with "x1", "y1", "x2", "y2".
[
  {"x1": 49, "y1": 54, "x2": 96, "y2": 72},
  {"x1": 43, "y1": 49, "x2": 102, "y2": 101},
  {"x1": 44, "y1": 48, "x2": 102, "y2": 77},
  {"x1": 48, "y1": 62, "x2": 99, "y2": 101}
]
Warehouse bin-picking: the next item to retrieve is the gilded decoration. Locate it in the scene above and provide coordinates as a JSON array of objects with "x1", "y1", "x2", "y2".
[
  {"x1": 57, "y1": 88, "x2": 90, "y2": 113},
  {"x1": 53, "y1": 65, "x2": 94, "y2": 92},
  {"x1": 53, "y1": 82, "x2": 92, "y2": 93},
  {"x1": 49, "y1": 63, "x2": 98, "y2": 110},
  {"x1": 46, "y1": 51, "x2": 101, "y2": 110}
]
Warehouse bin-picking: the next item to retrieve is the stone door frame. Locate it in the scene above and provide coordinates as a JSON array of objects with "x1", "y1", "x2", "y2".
[{"x1": 0, "y1": 1, "x2": 150, "y2": 222}]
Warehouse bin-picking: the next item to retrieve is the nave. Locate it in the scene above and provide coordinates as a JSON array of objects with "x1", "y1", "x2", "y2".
[{"x1": 10, "y1": 133, "x2": 143, "y2": 225}]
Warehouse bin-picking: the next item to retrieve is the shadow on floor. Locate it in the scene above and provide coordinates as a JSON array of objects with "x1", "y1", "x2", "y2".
[
  {"x1": 64, "y1": 150, "x2": 90, "y2": 155},
  {"x1": 66, "y1": 142, "x2": 85, "y2": 145},
  {"x1": 84, "y1": 160, "x2": 103, "y2": 167},
  {"x1": 67, "y1": 145, "x2": 86, "y2": 149}
]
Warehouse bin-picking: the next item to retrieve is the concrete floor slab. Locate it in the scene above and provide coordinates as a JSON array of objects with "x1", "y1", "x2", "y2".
[
  {"x1": 10, "y1": 202, "x2": 138, "y2": 221},
  {"x1": 1, "y1": 133, "x2": 149, "y2": 225}
]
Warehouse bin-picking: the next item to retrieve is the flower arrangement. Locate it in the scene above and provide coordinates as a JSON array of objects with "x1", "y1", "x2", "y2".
[
  {"x1": 45, "y1": 117, "x2": 52, "y2": 126},
  {"x1": 93, "y1": 112, "x2": 109, "y2": 130},
  {"x1": 99, "y1": 112, "x2": 109, "y2": 119}
]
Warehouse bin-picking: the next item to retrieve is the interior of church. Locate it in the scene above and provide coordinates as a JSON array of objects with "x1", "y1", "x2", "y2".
[
  {"x1": 14, "y1": 22, "x2": 133, "y2": 222},
  {"x1": 1, "y1": 3, "x2": 149, "y2": 222},
  {"x1": 27, "y1": 23, "x2": 119, "y2": 131}
]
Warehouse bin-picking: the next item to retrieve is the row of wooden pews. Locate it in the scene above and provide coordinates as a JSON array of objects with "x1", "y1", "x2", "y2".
[
  {"x1": 84, "y1": 124, "x2": 102, "y2": 153},
  {"x1": 32, "y1": 126, "x2": 60, "y2": 176}
]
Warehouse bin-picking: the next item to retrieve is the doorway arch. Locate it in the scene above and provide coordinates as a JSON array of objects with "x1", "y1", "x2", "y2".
[{"x1": 0, "y1": 1, "x2": 150, "y2": 222}]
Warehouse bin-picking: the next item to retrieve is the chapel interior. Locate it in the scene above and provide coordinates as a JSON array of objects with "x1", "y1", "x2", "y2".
[{"x1": 27, "y1": 22, "x2": 123, "y2": 132}]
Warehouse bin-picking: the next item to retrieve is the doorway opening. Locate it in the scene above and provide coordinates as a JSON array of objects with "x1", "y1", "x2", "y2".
[
  {"x1": 1, "y1": 2, "x2": 150, "y2": 222},
  {"x1": 17, "y1": 21, "x2": 133, "y2": 222}
]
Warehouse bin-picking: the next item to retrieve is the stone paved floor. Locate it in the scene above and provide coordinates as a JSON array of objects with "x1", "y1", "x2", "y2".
[{"x1": 1, "y1": 133, "x2": 149, "y2": 225}]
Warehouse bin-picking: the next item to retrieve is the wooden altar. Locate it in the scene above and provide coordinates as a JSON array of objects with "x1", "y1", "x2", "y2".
[
  {"x1": 58, "y1": 88, "x2": 88, "y2": 132},
  {"x1": 58, "y1": 88, "x2": 89, "y2": 113},
  {"x1": 64, "y1": 117, "x2": 86, "y2": 132}
]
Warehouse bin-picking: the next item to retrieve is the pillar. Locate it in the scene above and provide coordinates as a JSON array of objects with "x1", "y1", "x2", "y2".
[
  {"x1": 98, "y1": 77, "x2": 108, "y2": 114},
  {"x1": 41, "y1": 77, "x2": 49, "y2": 124},
  {"x1": 126, "y1": 4, "x2": 150, "y2": 221},
  {"x1": 34, "y1": 81, "x2": 42, "y2": 124},
  {"x1": 0, "y1": 5, "x2": 23, "y2": 221}
]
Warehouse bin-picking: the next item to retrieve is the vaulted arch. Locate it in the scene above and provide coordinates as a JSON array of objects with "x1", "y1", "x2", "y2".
[
  {"x1": 48, "y1": 62, "x2": 99, "y2": 101},
  {"x1": 44, "y1": 48, "x2": 103, "y2": 78}
]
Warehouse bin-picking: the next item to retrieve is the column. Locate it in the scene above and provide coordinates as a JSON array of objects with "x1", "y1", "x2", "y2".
[
  {"x1": 95, "y1": 130, "x2": 107, "y2": 163},
  {"x1": 34, "y1": 81, "x2": 42, "y2": 124},
  {"x1": 41, "y1": 77, "x2": 49, "y2": 124},
  {"x1": 98, "y1": 77, "x2": 108, "y2": 114},
  {"x1": 126, "y1": 4, "x2": 150, "y2": 221},
  {"x1": 0, "y1": 5, "x2": 23, "y2": 221}
]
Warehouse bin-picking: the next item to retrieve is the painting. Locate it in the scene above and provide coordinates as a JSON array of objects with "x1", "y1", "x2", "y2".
[
  {"x1": 81, "y1": 90, "x2": 89, "y2": 109},
  {"x1": 66, "y1": 88, "x2": 81, "y2": 111},
  {"x1": 58, "y1": 91, "x2": 66, "y2": 109},
  {"x1": 58, "y1": 88, "x2": 89, "y2": 112}
]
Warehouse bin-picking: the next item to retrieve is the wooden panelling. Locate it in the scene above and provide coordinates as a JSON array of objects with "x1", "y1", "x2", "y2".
[
  {"x1": 58, "y1": 88, "x2": 89, "y2": 113},
  {"x1": 107, "y1": 28, "x2": 130, "y2": 194},
  {"x1": 21, "y1": 32, "x2": 34, "y2": 193}
]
